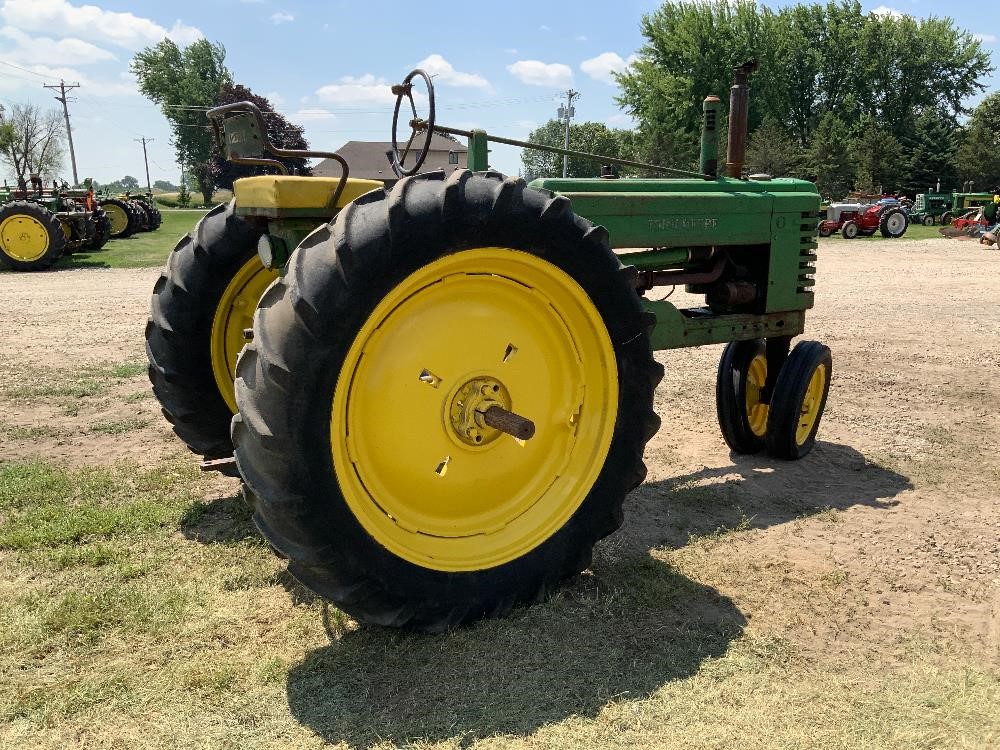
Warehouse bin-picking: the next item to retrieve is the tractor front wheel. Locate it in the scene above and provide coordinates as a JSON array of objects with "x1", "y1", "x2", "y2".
[
  {"x1": 922, "y1": 214, "x2": 934, "y2": 226},
  {"x1": 0, "y1": 201, "x2": 66, "y2": 271},
  {"x1": 232, "y1": 170, "x2": 663, "y2": 631},
  {"x1": 146, "y1": 200, "x2": 273, "y2": 458},
  {"x1": 716, "y1": 339, "x2": 768, "y2": 454},
  {"x1": 765, "y1": 341, "x2": 832, "y2": 460}
]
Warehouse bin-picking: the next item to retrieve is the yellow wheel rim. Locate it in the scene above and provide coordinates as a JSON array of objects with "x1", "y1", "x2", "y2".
[
  {"x1": 745, "y1": 353, "x2": 768, "y2": 438},
  {"x1": 795, "y1": 364, "x2": 827, "y2": 445},
  {"x1": 331, "y1": 247, "x2": 619, "y2": 572},
  {"x1": 0, "y1": 214, "x2": 50, "y2": 262},
  {"x1": 210, "y1": 255, "x2": 279, "y2": 413},
  {"x1": 104, "y1": 204, "x2": 129, "y2": 235},
  {"x1": 61, "y1": 220, "x2": 72, "y2": 241}
]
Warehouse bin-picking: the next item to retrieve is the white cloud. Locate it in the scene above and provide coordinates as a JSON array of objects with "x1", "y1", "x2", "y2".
[
  {"x1": 504, "y1": 48, "x2": 518, "y2": 55},
  {"x1": 0, "y1": 26, "x2": 117, "y2": 65},
  {"x1": 606, "y1": 113, "x2": 636, "y2": 129},
  {"x1": 269, "y1": 11, "x2": 294, "y2": 24},
  {"x1": 507, "y1": 60, "x2": 573, "y2": 88},
  {"x1": 292, "y1": 108, "x2": 336, "y2": 122},
  {"x1": 973, "y1": 33, "x2": 997, "y2": 44},
  {"x1": 415, "y1": 54, "x2": 489, "y2": 89},
  {"x1": 0, "y1": 61, "x2": 137, "y2": 97},
  {"x1": 0, "y1": 0, "x2": 202, "y2": 49},
  {"x1": 264, "y1": 91, "x2": 286, "y2": 108},
  {"x1": 870, "y1": 5, "x2": 904, "y2": 19},
  {"x1": 580, "y1": 52, "x2": 637, "y2": 84},
  {"x1": 576, "y1": 35, "x2": 587, "y2": 42},
  {"x1": 539, "y1": 24, "x2": 550, "y2": 31},
  {"x1": 315, "y1": 74, "x2": 396, "y2": 105}
]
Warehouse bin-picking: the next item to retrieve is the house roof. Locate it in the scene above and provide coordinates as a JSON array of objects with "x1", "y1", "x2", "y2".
[{"x1": 313, "y1": 134, "x2": 468, "y2": 183}]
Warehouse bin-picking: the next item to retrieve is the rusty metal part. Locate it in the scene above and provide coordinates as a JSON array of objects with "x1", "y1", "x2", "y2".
[
  {"x1": 707, "y1": 280, "x2": 758, "y2": 307},
  {"x1": 726, "y1": 60, "x2": 758, "y2": 179},
  {"x1": 200, "y1": 456, "x2": 240, "y2": 477},
  {"x1": 481, "y1": 404, "x2": 536, "y2": 441},
  {"x1": 636, "y1": 253, "x2": 726, "y2": 291}
]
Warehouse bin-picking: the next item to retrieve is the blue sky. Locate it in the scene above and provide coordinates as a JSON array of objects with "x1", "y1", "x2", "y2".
[{"x1": 0, "y1": 0, "x2": 995, "y2": 185}]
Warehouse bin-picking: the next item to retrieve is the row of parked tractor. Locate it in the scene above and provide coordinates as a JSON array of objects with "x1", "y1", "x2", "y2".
[
  {"x1": 0, "y1": 174, "x2": 162, "y2": 272},
  {"x1": 817, "y1": 189, "x2": 998, "y2": 241}
]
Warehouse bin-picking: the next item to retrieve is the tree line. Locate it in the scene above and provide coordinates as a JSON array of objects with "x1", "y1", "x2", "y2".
[{"x1": 526, "y1": 0, "x2": 998, "y2": 198}]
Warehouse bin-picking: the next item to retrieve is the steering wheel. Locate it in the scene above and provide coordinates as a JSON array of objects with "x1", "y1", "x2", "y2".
[{"x1": 390, "y1": 69, "x2": 436, "y2": 177}]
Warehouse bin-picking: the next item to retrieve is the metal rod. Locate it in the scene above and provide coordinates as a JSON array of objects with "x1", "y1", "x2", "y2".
[
  {"x1": 429, "y1": 123, "x2": 711, "y2": 180},
  {"x1": 726, "y1": 61, "x2": 758, "y2": 179},
  {"x1": 481, "y1": 405, "x2": 535, "y2": 440}
]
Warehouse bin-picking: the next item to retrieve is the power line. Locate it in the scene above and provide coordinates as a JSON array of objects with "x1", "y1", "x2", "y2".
[{"x1": 0, "y1": 59, "x2": 58, "y2": 82}]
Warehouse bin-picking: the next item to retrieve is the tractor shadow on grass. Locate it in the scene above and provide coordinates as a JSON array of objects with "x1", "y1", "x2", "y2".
[
  {"x1": 286, "y1": 558, "x2": 745, "y2": 748},
  {"x1": 179, "y1": 492, "x2": 259, "y2": 544},
  {"x1": 617, "y1": 440, "x2": 912, "y2": 555}
]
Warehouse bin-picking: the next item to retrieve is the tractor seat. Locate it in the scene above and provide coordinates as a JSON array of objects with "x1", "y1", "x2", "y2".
[{"x1": 233, "y1": 175, "x2": 383, "y2": 216}]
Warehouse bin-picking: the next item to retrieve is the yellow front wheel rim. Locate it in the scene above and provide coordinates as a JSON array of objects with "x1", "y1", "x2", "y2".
[
  {"x1": 210, "y1": 255, "x2": 279, "y2": 413},
  {"x1": 745, "y1": 353, "x2": 769, "y2": 437},
  {"x1": 331, "y1": 247, "x2": 619, "y2": 572},
  {"x1": 795, "y1": 364, "x2": 827, "y2": 445},
  {"x1": 0, "y1": 214, "x2": 50, "y2": 262},
  {"x1": 104, "y1": 204, "x2": 129, "y2": 235}
]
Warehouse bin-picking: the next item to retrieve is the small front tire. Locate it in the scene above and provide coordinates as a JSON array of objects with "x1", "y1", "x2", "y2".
[
  {"x1": 716, "y1": 339, "x2": 768, "y2": 454},
  {"x1": 765, "y1": 341, "x2": 832, "y2": 460}
]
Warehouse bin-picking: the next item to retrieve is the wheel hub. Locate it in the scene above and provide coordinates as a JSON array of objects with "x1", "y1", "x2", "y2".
[
  {"x1": 0, "y1": 215, "x2": 49, "y2": 262},
  {"x1": 447, "y1": 377, "x2": 512, "y2": 447}
]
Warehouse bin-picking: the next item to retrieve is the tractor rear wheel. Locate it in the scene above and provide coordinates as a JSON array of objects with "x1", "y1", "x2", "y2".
[
  {"x1": 232, "y1": 170, "x2": 663, "y2": 631},
  {"x1": 130, "y1": 200, "x2": 151, "y2": 232},
  {"x1": 879, "y1": 208, "x2": 908, "y2": 238},
  {"x1": 841, "y1": 221, "x2": 859, "y2": 239},
  {"x1": 146, "y1": 200, "x2": 273, "y2": 458},
  {"x1": 765, "y1": 341, "x2": 832, "y2": 460},
  {"x1": 145, "y1": 202, "x2": 162, "y2": 230},
  {"x1": 0, "y1": 201, "x2": 66, "y2": 271},
  {"x1": 716, "y1": 338, "x2": 767, "y2": 454},
  {"x1": 940, "y1": 211, "x2": 953, "y2": 226},
  {"x1": 102, "y1": 198, "x2": 137, "y2": 238}
]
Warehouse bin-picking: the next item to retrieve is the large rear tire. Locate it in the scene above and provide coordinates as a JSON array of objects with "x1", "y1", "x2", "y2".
[
  {"x1": 0, "y1": 201, "x2": 66, "y2": 271},
  {"x1": 101, "y1": 198, "x2": 137, "y2": 238},
  {"x1": 146, "y1": 200, "x2": 272, "y2": 458},
  {"x1": 233, "y1": 170, "x2": 663, "y2": 631},
  {"x1": 878, "y1": 207, "x2": 908, "y2": 238},
  {"x1": 86, "y1": 208, "x2": 112, "y2": 251}
]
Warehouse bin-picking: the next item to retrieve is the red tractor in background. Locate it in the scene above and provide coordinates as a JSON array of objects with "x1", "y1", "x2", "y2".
[{"x1": 817, "y1": 198, "x2": 909, "y2": 239}]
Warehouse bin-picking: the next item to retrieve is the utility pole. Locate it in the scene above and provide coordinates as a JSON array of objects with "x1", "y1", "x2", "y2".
[
  {"x1": 135, "y1": 137, "x2": 154, "y2": 191},
  {"x1": 556, "y1": 89, "x2": 579, "y2": 178},
  {"x1": 43, "y1": 80, "x2": 81, "y2": 185}
]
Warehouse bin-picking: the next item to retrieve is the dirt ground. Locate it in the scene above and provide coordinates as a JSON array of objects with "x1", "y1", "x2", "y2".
[{"x1": 0, "y1": 236, "x2": 998, "y2": 747}]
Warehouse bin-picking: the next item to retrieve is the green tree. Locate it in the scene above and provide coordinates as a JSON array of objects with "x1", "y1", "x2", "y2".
[
  {"x1": 900, "y1": 108, "x2": 959, "y2": 194},
  {"x1": 121, "y1": 175, "x2": 139, "y2": 190},
  {"x1": 853, "y1": 115, "x2": 903, "y2": 193},
  {"x1": 153, "y1": 179, "x2": 178, "y2": 191},
  {"x1": 131, "y1": 39, "x2": 232, "y2": 205},
  {"x1": 521, "y1": 120, "x2": 636, "y2": 180},
  {"x1": 807, "y1": 112, "x2": 855, "y2": 199},
  {"x1": 956, "y1": 93, "x2": 1000, "y2": 192},
  {"x1": 745, "y1": 116, "x2": 805, "y2": 176},
  {"x1": 210, "y1": 83, "x2": 310, "y2": 190}
]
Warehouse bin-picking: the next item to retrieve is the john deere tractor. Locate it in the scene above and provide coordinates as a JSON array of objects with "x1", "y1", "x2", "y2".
[
  {"x1": 147, "y1": 62, "x2": 831, "y2": 631},
  {"x1": 0, "y1": 175, "x2": 106, "y2": 271},
  {"x1": 100, "y1": 191, "x2": 161, "y2": 238}
]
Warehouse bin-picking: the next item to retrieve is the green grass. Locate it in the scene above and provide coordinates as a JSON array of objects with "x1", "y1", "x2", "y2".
[
  {"x1": 51, "y1": 209, "x2": 209, "y2": 270},
  {"x1": 0, "y1": 360, "x2": 149, "y2": 404},
  {"x1": 820, "y1": 222, "x2": 946, "y2": 242}
]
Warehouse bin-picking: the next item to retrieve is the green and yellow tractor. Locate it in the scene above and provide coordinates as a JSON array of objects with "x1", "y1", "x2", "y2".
[
  {"x1": 100, "y1": 191, "x2": 162, "y2": 238},
  {"x1": 147, "y1": 63, "x2": 831, "y2": 631},
  {"x1": 0, "y1": 175, "x2": 108, "y2": 271}
]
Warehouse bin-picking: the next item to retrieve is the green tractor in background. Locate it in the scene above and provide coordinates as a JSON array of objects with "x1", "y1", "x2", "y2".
[
  {"x1": 147, "y1": 62, "x2": 833, "y2": 631},
  {"x1": 100, "y1": 191, "x2": 162, "y2": 238},
  {"x1": 0, "y1": 175, "x2": 109, "y2": 271},
  {"x1": 909, "y1": 190, "x2": 953, "y2": 225}
]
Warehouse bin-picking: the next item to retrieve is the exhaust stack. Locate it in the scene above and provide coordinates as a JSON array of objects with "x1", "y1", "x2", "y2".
[{"x1": 725, "y1": 60, "x2": 758, "y2": 179}]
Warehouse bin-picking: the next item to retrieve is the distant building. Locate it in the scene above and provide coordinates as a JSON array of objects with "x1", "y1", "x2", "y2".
[{"x1": 313, "y1": 134, "x2": 468, "y2": 189}]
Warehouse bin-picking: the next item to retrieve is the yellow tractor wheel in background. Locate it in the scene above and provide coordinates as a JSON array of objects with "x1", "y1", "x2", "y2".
[
  {"x1": 146, "y1": 200, "x2": 273, "y2": 459},
  {"x1": 101, "y1": 198, "x2": 136, "y2": 238},
  {"x1": 233, "y1": 170, "x2": 663, "y2": 632},
  {"x1": 0, "y1": 201, "x2": 66, "y2": 271}
]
